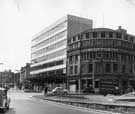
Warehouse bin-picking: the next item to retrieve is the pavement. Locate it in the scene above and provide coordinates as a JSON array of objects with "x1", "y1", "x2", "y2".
[{"x1": 33, "y1": 94, "x2": 114, "y2": 104}]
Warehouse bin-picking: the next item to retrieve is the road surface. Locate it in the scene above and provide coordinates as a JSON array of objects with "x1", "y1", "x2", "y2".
[{"x1": 3, "y1": 89, "x2": 112, "y2": 114}]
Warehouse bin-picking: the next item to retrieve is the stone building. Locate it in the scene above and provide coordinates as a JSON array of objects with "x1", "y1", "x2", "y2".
[
  {"x1": 20, "y1": 63, "x2": 30, "y2": 83},
  {"x1": 67, "y1": 26, "x2": 135, "y2": 94}
]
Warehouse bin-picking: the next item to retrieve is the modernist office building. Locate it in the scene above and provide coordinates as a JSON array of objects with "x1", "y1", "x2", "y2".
[
  {"x1": 30, "y1": 15, "x2": 93, "y2": 89},
  {"x1": 67, "y1": 26, "x2": 135, "y2": 94}
]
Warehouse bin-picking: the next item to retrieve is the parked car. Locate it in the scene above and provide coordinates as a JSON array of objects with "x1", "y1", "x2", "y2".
[
  {"x1": 82, "y1": 87, "x2": 94, "y2": 94},
  {"x1": 48, "y1": 87, "x2": 68, "y2": 96},
  {"x1": 0, "y1": 88, "x2": 10, "y2": 113}
]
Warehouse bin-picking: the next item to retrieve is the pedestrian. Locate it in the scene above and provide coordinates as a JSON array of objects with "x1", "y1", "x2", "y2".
[{"x1": 44, "y1": 85, "x2": 48, "y2": 96}]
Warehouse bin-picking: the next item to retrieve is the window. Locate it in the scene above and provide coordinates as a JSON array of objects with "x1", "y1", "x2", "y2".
[
  {"x1": 78, "y1": 35, "x2": 81, "y2": 40},
  {"x1": 106, "y1": 53, "x2": 109, "y2": 59},
  {"x1": 124, "y1": 35, "x2": 128, "y2": 40},
  {"x1": 69, "y1": 56, "x2": 73, "y2": 62},
  {"x1": 49, "y1": 71, "x2": 55, "y2": 75},
  {"x1": 93, "y1": 53, "x2": 96, "y2": 58},
  {"x1": 116, "y1": 33, "x2": 122, "y2": 39},
  {"x1": 93, "y1": 32, "x2": 97, "y2": 38},
  {"x1": 56, "y1": 69, "x2": 63, "y2": 74},
  {"x1": 56, "y1": 60, "x2": 63, "y2": 65},
  {"x1": 68, "y1": 39, "x2": 71, "y2": 43},
  {"x1": 122, "y1": 65, "x2": 126, "y2": 73},
  {"x1": 105, "y1": 63, "x2": 111, "y2": 73},
  {"x1": 88, "y1": 64, "x2": 93, "y2": 73},
  {"x1": 75, "y1": 55, "x2": 78, "y2": 61},
  {"x1": 82, "y1": 53, "x2": 87, "y2": 60},
  {"x1": 95, "y1": 80, "x2": 100, "y2": 88},
  {"x1": 129, "y1": 65, "x2": 133, "y2": 74},
  {"x1": 101, "y1": 32, "x2": 105, "y2": 37},
  {"x1": 87, "y1": 53, "x2": 89, "y2": 59},
  {"x1": 90, "y1": 53, "x2": 92, "y2": 58},
  {"x1": 96, "y1": 53, "x2": 102, "y2": 58},
  {"x1": 96, "y1": 63, "x2": 102, "y2": 73},
  {"x1": 70, "y1": 66, "x2": 73, "y2": 74},
  {"x1": 109, "y1": 32, "x2": 113, "y2": 38},
  {"x1": 74, "y1": 65, "x2": 78, "y2": 74},
  {"x1": 73, "y1": 36, "x2": 76, "y2": 42},
  {"x1": 129, "y1": 37, "x2": 133, "y2": 42},
  {"x1": 86, "y1": 33, "x2": 89, "y2": 39},
  {"x1": 113, "y1": 63, "x2": 118, "y2": 72}
]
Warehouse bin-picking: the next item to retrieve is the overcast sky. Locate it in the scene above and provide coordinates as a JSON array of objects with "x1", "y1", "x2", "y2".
[{"x1": 0, "y1": 0, "x2": 135, "y2": 71}]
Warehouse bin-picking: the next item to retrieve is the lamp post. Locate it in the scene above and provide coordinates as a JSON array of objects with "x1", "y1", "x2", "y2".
[{"x1": 0, "y1": 63, "x2": 4, "y2": 87}]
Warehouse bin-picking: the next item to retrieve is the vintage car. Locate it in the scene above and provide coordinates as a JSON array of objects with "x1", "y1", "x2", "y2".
[
  {"x1": 47, "y1": 87, "x2": 68, "y2": 96},
  {"x1": 82, "y1": 87, "x2": 94, "y2": 94},
  {"x1": 0, "y1": 88, "x2": 10, "y2": 113}
]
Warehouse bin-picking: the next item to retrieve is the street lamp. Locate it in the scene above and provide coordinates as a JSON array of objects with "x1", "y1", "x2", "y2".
[{"x1": 0, "y1": 63, "x2": 4, "y2": 87}]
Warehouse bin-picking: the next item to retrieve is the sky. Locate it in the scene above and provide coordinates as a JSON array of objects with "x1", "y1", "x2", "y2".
[{"x1": 0, "y1": 0, "x2": 135, "y2": 71}]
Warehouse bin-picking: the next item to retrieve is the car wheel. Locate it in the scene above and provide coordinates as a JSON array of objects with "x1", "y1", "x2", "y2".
[
  {"x1": 2, "y1": 108, "x2": 6, "y2": 113},
  {"x1": 7, "y1": 105, "x2": 9, "y2": 109}
]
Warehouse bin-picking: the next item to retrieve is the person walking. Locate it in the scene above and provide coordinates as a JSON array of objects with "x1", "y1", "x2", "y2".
[{"x1": 44, "y1": 85, "x2": 48, "y2": 96}]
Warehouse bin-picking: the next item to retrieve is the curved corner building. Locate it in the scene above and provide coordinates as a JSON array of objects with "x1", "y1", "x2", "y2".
[
  {"x1": 67, "y1": 26, "x2": 135, "y2": 94},
  {"x1": 30, "y1": 15, "x2": 93, "y2": 89}
]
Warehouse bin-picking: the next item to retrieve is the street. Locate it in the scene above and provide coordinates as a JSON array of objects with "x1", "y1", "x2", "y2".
[{"x1": 2, "y1": 90, "x2": 110, "y2": 114}]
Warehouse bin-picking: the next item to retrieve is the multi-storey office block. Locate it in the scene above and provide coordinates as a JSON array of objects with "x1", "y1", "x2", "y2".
[{"x1": 30, "y1": 15, "x2": 93, "y2": 89}]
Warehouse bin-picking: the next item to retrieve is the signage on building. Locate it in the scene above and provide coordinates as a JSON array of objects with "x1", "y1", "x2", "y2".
[{"x1": 100, "y1": 79, "x2": 119, "y2": 93}]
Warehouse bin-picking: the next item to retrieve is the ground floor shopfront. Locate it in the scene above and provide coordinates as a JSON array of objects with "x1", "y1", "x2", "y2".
[
  {"x1": 26, "y1": 74, "x2": 67, "y2": 91},
  {"x1": 67, "y1": 75, "x2": 135, "y2": 94},
  {"x1": 25, "y1": 74, "x2": 135, "y2": 94}
]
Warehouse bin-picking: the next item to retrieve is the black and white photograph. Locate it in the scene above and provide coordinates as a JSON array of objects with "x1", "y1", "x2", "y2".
[{"x1": 0, "y1": 0, "x2": 135, "y2": 113}]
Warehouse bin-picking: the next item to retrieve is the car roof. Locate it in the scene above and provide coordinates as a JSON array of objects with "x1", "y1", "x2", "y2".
[
  {"x1": 0, "y1": 88, "x2": 5, "y2": 91},
  {"x1": 55, "y1": 87, "x2": 62, "y2": 88}
]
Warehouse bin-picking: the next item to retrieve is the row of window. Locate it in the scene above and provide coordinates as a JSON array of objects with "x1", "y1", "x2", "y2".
[
  {"x1": 36, "y1": 69, "x2": 64, "y2": 76},
  {"x1": 69, "y1": 55, "x2": 78, "y2": 62},
  {"x1": 82, "y1": 39, "x2": 134, "y2": 49},
  {"x1": 33, "y1": 21, "x2": 67, "y2": 43},
  {"x1": 69, "y1": 63, "x2": 134, "y2": 75},
  {"x1": 68, "y1": 39, "x2": 135, "y2": 51},
  {"x1": 68, "y1": 31, "x2": 134, "y2": 43},
  {"x1": 31, "y1": 60, "x2": 63, "y2": 71},
  {"x1": 32, "y1": 40, "x2": 66, "y2": 58},
  {"x1": 69, "y1": 52, "x2": 135, "y2": 62},
  {"x1": 32, "y1": 49, "x2": 66, "y2": 63},
  {"x1": 32, "y1": 31, "x2": 67, "y2": 51}
]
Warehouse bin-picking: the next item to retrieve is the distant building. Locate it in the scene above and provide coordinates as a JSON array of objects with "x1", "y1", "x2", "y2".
[
  {"x1": 30, "y1": 15, "x2": 93, "y2": 89},
  {"x1": 67, "y1": 26, "x2": 135, "y2": 94},
  {"x1": 20, "y1": 63, "x2": 30, "y2": 83},
  {"x1": 13, "y1": 72, "x2": 20, "y2": 84},
  {"x1": 0, "y1": 70, "x2": 14, "y2": 85}
]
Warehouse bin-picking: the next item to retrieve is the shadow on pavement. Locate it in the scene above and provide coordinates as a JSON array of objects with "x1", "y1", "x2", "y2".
[{"x1": 3, "y1": 108, "x2": 16, "y2": 114}]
